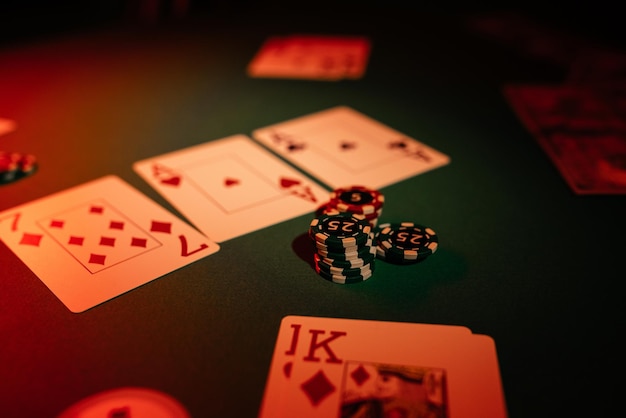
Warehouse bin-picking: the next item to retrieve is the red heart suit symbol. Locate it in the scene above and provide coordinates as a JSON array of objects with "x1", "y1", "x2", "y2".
[
  {"x1": 224, "y1": 178, "x2": 240, "y2": 187},
  {"x1": 280, "y1": 177, "x2": 301, "y2": 188},
  {"x1": 160, "y1": 176, "x2": 181, "y2": 187}
]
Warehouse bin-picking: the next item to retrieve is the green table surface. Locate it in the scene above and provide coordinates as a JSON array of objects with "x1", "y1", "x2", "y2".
[{"x1": 1, "y1": 5, "x2": 624, "y2": 418}]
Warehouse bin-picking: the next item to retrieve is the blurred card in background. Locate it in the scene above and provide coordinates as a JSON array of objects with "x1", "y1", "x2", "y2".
[
  {"x1": 0, "y1": 118, "x2": 16, "y2": 137},
  {"x1": 566, "y1": 49, "x2": 626, "y2": 85},
  {"x1": 247, "y1": 35, "x2": 371, "y2": 81},
  {"x1": 504, "y1": 83, "x2": 626, "y2": 194}
]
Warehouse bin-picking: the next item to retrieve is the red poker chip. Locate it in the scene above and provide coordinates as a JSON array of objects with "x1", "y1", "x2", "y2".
[
  {"x1": 1, "y1": 151, "x2": 37, "y2": 184},
  {"x1": 0, "y1": 151, "x2": 20, "y2": 171},
  {"x1": 18, "y1": 153, "x2": 37, "y2": 174},
  {"x1": 329, "y1": 185, "x2": 384, "y2": 215},
  {"x1": 0, "y1": 151, "x2": 20, "y2": 183}
]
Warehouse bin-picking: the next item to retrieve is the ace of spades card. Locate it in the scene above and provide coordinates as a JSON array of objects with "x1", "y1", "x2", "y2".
[
  {"x1": 252, "y1": 106, "x2": 451, "y2": 190},
  {"x1": 133, "y1": 135, "x2": 329, "y2": 243},
  {"x1": 258, "y1": 316, "x2": 508, "y2": 418},
  {"x1": 0, "y1": 175, "x2": 220, "y2": 313}
]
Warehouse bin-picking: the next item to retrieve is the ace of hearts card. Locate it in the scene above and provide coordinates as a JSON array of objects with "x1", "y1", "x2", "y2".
[
  {"x1": 252, "y1": 106, "x2": 451, "y2": 190},
  {"x1": 0, "y1": 175, "x2": 220, "y2": 313},
  {"x1": 133, "y1": 135, "x2": 329, "y2": 243},
  {"x1": 258, "y1": 316, "x2": 507, "y2": 418}
]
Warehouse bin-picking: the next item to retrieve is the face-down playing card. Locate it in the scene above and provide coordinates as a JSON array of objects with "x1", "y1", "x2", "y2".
[
  {"x1": 504, "y1": 83, "x2": 626, "y2": 195},
  {"x1": 133, "y1": 134, "x2": 329, "y2": 243},
  {"x1": 0, "y1": 175, "x2": 220, "y2": 313},
  {"x1": 252, "y1": 106, "x2": 451, "y2": 190},
  {"x1": 247, "y1": 35, "x2": 371, "y2": 81},
  {"x1": 258, "y1": 316, "x2": 508, "y2": 418}
]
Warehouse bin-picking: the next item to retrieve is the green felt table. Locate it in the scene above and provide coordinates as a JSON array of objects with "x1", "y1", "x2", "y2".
[{"x1": 1, "y1": 4, "x2": 624, "y2": 418}]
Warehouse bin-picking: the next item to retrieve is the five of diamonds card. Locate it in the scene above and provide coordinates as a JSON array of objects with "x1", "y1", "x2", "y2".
[
  {"x1": 0, "y1": 175, "x2": 220, "y2": 313},
  {"x1": 258, "y1": 316, "x2": 508, "y2": 418}
]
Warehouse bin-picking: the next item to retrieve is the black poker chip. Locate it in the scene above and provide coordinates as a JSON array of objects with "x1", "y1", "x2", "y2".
[
  {"x1": 315, "y1": 264, "x2": 374, "y2": 284},
  {"x1": 309, "y1": 209, "x2": 377, "y2": 284},
  {"x1": 309, "y1": 210, "x2": 372, "y2": 248},
  {"x1": 316, "y1": 242, "x2": 376, "y2": 262},
  {"x1": 374, "y1": 222, "x2": 438, "y2": 264},
  {"x1": 316, "y1": 251, "x2": 376, "y2": 269},
  {"x1": 314, "y1": 252, "x2": 375, "y2": 275}
]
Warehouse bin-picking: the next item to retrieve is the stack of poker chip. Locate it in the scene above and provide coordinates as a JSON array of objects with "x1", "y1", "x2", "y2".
[
  {"x1": 374, "y1": 222, "x2": 438, "y2": 264},
  {"x1": 1, "y1": 151, "x2": 37, "y2": 185},
  {"x1": 308, "y1": 209, "x2": 376, "y2": 284},
  {"x1": 316, "y1": 185, "x2": 384, "y2": 228}
]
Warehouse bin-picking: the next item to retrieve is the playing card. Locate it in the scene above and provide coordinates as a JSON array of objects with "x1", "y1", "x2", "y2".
[
  {"x1": 566, "y1": 49, "x2": 626, "y2": 85},
  {"x1": 0, "y1": 118, "x2": 16, "y2": 137},
  {"x1": 504, "y1": 83, "x2": 626, "y2": 194},
  {"x1": 133, "y1": 135, "x2": 329, "y2": 242},
  {"x1": 465, "y1": 12, "x2": 586, "y2": 67},
  {"x1": 0, "y1": 175, "x2": 220, "y2": 313},
  {"x1": 247, "y1": 35, "x2": 371, "y2": 81},
  {"x1": 258, "y1": 316, "x2": 507, "y2": 418},
  {"x1": 252, "y1": 106, "x2": 451, "y2": 190}
]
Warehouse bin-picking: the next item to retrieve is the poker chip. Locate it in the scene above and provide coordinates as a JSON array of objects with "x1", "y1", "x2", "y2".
[
  {"x1": 314, "y1": 254, "x2": 375, "y2": 284},
  {"x1": 309, "y1": 210, "x2": 372, "y2": 248},
  {"x1": 375, "y1": 246, "x2": 422, "y2": 264},
  {"x1": 314, "y1": 234, "x2": 374, "y2": 254},
  {"x1": 315, "y1": 253, "x2": 375, "y2": 275},
  {"x1": 18, "y1": 153, "x2": 37, "y2": 175},
  {"x1": 316, "y1": 243, "x2": 376, "y2": 261},
  {"x1": 317, "y1": 252, "x2": 376, "y2": 269},
  {"x1": 374, "y1": 222, "x2": 438, "y2": 265},
  {"x1": 309, "y1": 209, "x2": 377, "y2": 284},
  {"x1": 308, "y1": 190, "x2": 438, "y2": 280},
  {"x1": 329, "y1": 185, "x2": 384, "y2": 215},
  {"x1": 315, "y1": 251, "x2": 375, "y2": 270},
  {"x1": 0, "y1": 151, "x2": 37, "y2": 185},
  {"x1": 317, "y1": 267, "x2": 374, "y2": 284},
  {"x1": 0, "y1": 151, "x2": 19, "y2": 183},
  {"x1": 321, "y1": 185, "x2": 385, "y2": 228}
]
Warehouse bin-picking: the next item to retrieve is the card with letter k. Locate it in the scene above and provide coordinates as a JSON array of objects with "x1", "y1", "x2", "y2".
[{"x1": 258, "y1": 316, "x2": 508, "y2": 418}]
